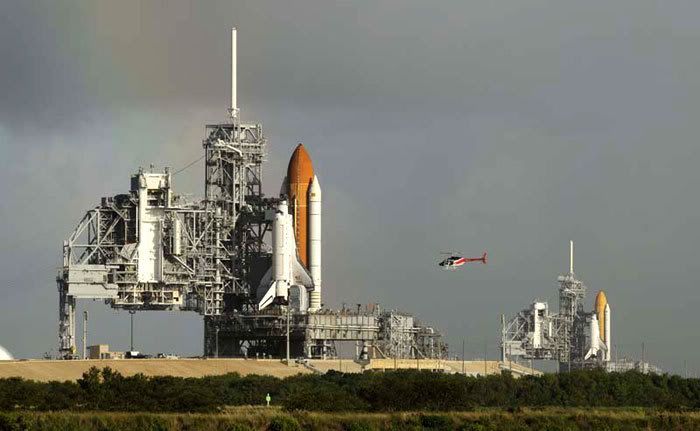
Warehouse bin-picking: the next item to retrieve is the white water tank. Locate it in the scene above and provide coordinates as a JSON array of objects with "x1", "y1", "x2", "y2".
[{"x1": 0, "y1": 345, "x2": 14, "y2": 360}]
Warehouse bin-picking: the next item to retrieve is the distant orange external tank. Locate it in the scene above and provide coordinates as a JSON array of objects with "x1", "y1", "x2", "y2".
[
  {"x1": 595, "y1": 291, "x2": 607, "y2": 342},
  {"x1": 286, "y1": 144, "x2": 315, "y2": 268}
]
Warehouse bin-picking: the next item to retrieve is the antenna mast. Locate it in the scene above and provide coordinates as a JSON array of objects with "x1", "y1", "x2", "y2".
[
  {"x1": 569, "y1": 240, "x2": 574, "y2": 274},
  {"x1": 229, "y1": 27, "x2": 239, "y2": 120}
]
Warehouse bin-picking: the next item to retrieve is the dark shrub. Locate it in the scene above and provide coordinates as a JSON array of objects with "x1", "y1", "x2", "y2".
[{"x1": 268, "y1": 415, "x2": 301, "y2": 431}]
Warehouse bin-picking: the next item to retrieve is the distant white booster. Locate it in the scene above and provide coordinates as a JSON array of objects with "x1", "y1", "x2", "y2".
[
  {"x1": 257, "y1": 200, "x2": 314, "y2": 310},
  {"x1": 605, "y1": 303, "x2": 611, "y2": 361}
]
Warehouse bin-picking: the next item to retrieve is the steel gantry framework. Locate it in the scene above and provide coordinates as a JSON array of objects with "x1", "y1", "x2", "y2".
[
  {"x1": 201, "y1": 120, "x2": 272, "y2": 355},
  {"x1": 57, "y1": 170, "x2": 213, "y2": 356},
  {"x1": 201, "y1": 121, "x2": 268, "y2": 314},
  {"x1": 56, "y1": 119, "x2": 270, "y2": 358}
]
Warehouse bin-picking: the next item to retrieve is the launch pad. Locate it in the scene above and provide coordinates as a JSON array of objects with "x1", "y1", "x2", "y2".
[
  {"x1": 500, "y1": 242, "x2": 611, "y2": 372},
  {"x1": 56, "y1": 29, "x2": 447, "y2": 361},
  {"x1": 497, "y1": 241, "x2": 666, "y2": 373},
  {"x1": 206, "y1": 307, "x2": 445, "y2": 360}
]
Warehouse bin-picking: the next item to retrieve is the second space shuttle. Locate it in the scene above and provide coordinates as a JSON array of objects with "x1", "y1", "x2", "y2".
[{"x1": 585, "y1": 291, "x2": 612, "y2": 361}]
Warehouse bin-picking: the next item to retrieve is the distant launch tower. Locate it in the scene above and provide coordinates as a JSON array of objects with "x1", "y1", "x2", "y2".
[{"x1": 501, "y1": 241, "x2": 613, "y2": 371}]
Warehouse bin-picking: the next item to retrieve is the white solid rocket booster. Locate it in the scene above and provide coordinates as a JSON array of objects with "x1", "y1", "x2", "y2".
[
  {"x1": 605, "y1": 303, "x2": 611, "y2": 361},
  {"x1": 308, "y1": 175, "x2": 322, "y2": 311},
  {"x1": 591, "y1": 314, "x2": 599, "y2": 351}
]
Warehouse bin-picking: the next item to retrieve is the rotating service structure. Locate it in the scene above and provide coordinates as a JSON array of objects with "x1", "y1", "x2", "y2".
[{"x1": 56, "y1": 28, "x2": 446, "y2": 360}]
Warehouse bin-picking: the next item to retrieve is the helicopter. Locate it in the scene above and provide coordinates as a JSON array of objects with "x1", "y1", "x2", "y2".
[{"x1": 438, "y1": 251, "x2": 487, "y2": 270}]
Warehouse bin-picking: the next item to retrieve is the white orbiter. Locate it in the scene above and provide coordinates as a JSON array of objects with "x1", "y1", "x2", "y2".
[{"x1": 257, "y1": 200, "x2": 314, "y2": 310}]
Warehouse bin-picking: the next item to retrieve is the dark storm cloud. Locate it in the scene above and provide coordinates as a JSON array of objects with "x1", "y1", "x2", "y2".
[{"x1": 1, "y1": 0, "x2": 699, "y2": 372}]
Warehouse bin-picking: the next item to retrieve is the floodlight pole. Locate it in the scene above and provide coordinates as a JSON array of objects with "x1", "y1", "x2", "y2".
[
  {"x1": 83, "y1": 311, "x2": 88, "y2": 360},
  {"x1": 484, "y1": 339, "x2": 487, "y2": 375},
  {"x1": 129, "y1": 310, "x2": 135, "y2": 351},
  {"x1": 286, "y1": 304, "x2": 291, "y2": 365}
]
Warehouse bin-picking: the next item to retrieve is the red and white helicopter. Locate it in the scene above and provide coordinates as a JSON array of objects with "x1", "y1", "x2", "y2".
[{"x1": 438, "y1": 251, "x2": 488, "y2": 270}]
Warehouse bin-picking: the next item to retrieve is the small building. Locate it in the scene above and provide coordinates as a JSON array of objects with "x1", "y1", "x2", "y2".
[
  {"x1": 88, "y1": 344, "x2": 109, "y2": 359},
  {"x1": 88, "y1": 344, "x2": 124, "y2": 359}
]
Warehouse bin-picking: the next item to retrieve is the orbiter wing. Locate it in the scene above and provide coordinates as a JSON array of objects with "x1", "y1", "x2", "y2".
[
  {"x1": 256, "y1": 258, "x2": 314, "y2": 310},
  {"x1": 291, "y1": 258, "x2": 313, "y2": 287}
]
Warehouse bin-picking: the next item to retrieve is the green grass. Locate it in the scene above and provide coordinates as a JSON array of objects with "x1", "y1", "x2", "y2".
[{"x1": 1, "y1": 407, "x2": 700, "y2": 431}]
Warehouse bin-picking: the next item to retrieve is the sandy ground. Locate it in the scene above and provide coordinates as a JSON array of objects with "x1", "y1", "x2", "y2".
[
  {"x1": 0, "y1": 358, "x2": 539, "y2": 382},
  {"x1": 366, "y1": 359, "x2": 541, "y2": 376},
  {"x1": 0, "y1": 358, "x2": 310, "y2": 382}
]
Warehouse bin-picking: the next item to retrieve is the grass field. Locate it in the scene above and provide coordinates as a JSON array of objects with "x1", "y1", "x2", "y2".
[{"x1": 1, "y1": 407, "x2": 699, "y2": 430}]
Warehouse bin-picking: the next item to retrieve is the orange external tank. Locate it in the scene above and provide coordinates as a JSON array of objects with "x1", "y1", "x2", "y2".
[
  {"x1": 286, "y1": 143, "x2": 315, "y2": 268},
  {"x1": 595, "y1": 291, "x2": 607, "y2": 342}
]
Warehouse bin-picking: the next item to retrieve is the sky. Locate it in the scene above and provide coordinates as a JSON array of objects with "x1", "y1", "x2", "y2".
[{"x1": 1, "y1": 0, "x2": 699, "y2": 374}]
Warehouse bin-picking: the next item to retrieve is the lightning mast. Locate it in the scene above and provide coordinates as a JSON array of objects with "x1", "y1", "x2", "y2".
[
  {"x1": 201, "y1": 27, "x2": 268, "y2": 355},
  {"x1": 556, "y1": 240, "x2": 587, "y2": 370},
  {"x1": 229, "y1": 28, "x2": 239, "y2": 121}
]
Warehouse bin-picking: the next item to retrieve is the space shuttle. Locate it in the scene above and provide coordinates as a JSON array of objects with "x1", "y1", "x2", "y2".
[
  {"x1": 257, "y1": 144, "x2": 322, "y2": 312},
  {"x1": 585, "y1": 291, "x2": 612, "y2": 361}
]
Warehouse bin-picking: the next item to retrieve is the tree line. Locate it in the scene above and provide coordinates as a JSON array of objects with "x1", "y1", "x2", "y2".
[{"x1": 0, "y1": 367, "x2": 698, "y2": 412}]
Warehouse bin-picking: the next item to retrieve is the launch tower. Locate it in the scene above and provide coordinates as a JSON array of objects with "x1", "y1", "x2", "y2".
[{"x1": 56, "y1": 29, "x2": 446, "y2": 361}]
